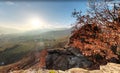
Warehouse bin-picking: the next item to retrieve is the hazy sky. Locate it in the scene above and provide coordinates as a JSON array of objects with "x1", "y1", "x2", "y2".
[{"x1": 0, "y1": 1, "x2": 87, "y2": 31}]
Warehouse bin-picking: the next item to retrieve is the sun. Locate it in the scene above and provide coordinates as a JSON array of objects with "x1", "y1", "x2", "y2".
[
  {"x1": 26, "y1": 16, "x2": 46, "y2": 30},
  {"x1": 30, "y1": 17, "x2": 41, "y2": 29}
]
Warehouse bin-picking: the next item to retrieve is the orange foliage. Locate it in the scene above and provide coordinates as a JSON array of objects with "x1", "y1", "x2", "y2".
[{"x1": 69, "y1": 22, "x2": 120, "y2": 64}]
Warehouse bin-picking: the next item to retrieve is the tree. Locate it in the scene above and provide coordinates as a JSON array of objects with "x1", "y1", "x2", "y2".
[{"x1": 69, "y1": 0, "x2": 120, "y2": 66}]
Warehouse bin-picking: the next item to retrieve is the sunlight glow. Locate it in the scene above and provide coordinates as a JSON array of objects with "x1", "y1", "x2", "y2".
[
  {"x1": 27, "y1": 16, "x2": 45, "y2": 30},
  {"x1": 30, "y1": 18, "x2": 41, "y2": 29}
]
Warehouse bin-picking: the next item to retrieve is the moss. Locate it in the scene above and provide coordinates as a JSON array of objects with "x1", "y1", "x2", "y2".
[{"x1": 49, "y1": 70, "x2": 57, "y2": 73}]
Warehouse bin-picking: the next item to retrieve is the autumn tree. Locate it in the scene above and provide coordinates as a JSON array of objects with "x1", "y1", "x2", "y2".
[{"x1": 69, "y1": 0, "x2": 120, "y2": 66}]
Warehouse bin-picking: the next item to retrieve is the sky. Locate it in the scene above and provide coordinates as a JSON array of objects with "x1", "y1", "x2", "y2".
[{"x1": 0, "y1": 0, "x2": 88, "y2": 31}]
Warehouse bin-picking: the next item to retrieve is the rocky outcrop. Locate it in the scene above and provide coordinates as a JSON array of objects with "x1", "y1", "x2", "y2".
[
  {"x1": 44, "y1": 23, "x2": 120, "y2": 70},
  {"x1": 46, "y1": 47, "x2": 93, "y2": 70}
]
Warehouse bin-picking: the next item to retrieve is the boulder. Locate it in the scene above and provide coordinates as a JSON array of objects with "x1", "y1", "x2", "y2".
[{"x1": 46, "y1": 47, "x2": 93, "y2": 70}]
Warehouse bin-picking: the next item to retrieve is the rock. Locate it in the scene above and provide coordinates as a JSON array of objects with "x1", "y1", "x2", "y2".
[
  {"x1": 10, "y1": 63, "x2": 120, "y2": 73},
  {"x1": 67, "y1": 47, "x2": 83, "y2": 57},
  {"x1": 66, "y1": 68, "x2": 89, "y2": 73},
  {"x1": 46, "y1": 47, "x2": 93, "y2": 70}
]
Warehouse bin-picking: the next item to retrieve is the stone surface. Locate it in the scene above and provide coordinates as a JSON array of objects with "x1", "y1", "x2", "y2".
[
  {"x1": 10, "y1": 63, "x2": 120, "y2": 73},
  {"x1": 46, "y1": 47, "x2": 93, "y2": 70}
]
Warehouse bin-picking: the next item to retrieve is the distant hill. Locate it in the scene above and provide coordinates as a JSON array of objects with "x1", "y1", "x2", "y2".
[
  {"x1": 0, "y1": 28, "x2": 71, "y2": 43},
  {"x1": 39, "y1": 28, "x2": 71, "y2": 39},
  {"x1": 0, "y1": 26, "x2": 20, "y2": 35},
  {"x1": 18, "y1": 28, "x2": 72, "y2": 40},
  {"x1": 0, "y1": 27, "x2": 71, "y2": 43},
  {"x1": 23, "y1": 28, "x2": 71, "y2": 35}
]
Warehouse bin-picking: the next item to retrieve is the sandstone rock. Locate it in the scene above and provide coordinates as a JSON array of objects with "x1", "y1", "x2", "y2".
[{"x1": 9, "y1": 63, "x2": 120, "y2": 73}]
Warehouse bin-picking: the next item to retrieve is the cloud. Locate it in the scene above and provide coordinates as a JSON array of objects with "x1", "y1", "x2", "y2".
[{"x1": 5, "y1": 1, "x2": 15, "y2": 5}]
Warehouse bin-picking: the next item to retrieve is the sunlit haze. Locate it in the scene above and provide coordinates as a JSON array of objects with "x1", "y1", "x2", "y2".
[{"x1": 0, "y1": 1, "x2": 87, "y2": 33}]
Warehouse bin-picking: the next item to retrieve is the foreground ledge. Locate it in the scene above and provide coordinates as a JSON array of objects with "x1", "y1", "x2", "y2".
[{"x1": 10, "y1": 63, "x2": 120, "y2": 73}]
